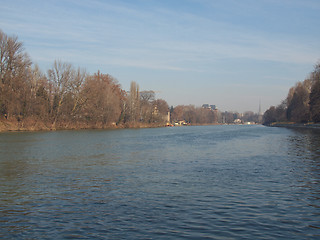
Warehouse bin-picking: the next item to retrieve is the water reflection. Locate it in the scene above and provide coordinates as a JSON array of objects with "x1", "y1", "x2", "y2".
[
  {"x1": 287, "y1": 128, "x2": 320, "y2": 158},
  {"x1": 287, "y1": 128, "x2": 320, "y2": 183},
  {"x1": 286, "y1": 128, "x2": 320, "y2": 231},
  {"x1": 0, "y1": 133, "x2": 37, "y2": 213}
]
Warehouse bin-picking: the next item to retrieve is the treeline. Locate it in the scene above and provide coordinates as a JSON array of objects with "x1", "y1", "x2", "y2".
[
  {"x1": 263, "y1": 62, "x2": 320, "y2": 125},
  {"x1": 170, "y1": 105, "x2": 261, "y2": 124},
  {"x1": 0, "y1": 29, "x2": 265, "y2": 131},
  {"x1": 0, "y1": 30, "x2": 169, "y2": 130}
]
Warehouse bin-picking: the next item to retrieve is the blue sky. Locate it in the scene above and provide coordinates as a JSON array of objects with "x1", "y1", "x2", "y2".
[{"x1": 1, "y1": 0, "x2": 319, "y2": 112}]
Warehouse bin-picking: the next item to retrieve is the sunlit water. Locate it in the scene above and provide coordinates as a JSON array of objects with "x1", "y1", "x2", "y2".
[{"x1": 0, "y1": 125, "x2": 319, "y2": 239}]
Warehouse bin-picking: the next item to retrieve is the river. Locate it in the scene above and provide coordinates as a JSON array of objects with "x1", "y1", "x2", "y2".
[{"x1": 0, "y1": 125, "x2": 319, "y2": 239}]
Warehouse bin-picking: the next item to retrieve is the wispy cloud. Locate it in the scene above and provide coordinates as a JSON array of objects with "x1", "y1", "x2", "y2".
[
  {"x1": 2, "y1": 0, "x2": 318, "y2": 70},
  {"x1": 1, "y1": 0, "x2": 319, "y2": 110}
]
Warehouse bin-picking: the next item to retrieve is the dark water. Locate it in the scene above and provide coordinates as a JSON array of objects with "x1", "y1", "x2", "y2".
[{"x1": 0, "y1": 125, "x2": 319, "y2": 239}]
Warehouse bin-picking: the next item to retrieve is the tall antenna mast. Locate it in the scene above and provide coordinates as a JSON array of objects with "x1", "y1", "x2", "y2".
[{"x1": 259, "y1": 99, "x2": 262, "y2": 115}]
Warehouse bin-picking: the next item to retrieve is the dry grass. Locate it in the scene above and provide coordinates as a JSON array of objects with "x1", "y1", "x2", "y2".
[{"x1": 0, "y1": 118, "x2": 167, "y2": 132}]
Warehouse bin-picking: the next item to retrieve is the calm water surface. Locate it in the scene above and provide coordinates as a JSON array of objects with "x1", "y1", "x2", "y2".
[{"x1": 0, "y1": 125, "x2": 319, "y2": 239}]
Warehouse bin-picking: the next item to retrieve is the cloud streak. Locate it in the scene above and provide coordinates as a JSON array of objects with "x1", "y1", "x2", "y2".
[{"x1": 2, "y1": 0, "x2": 318, "y2": 68}]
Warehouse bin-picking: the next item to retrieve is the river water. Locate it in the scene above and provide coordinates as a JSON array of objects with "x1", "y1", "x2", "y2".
[{"x1": 0, "y1": 125, "x2": 319, "y2": 239}]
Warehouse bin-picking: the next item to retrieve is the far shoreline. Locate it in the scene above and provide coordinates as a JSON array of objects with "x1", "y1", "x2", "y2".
[
  {"x1": 0, "y1": 119, "x2": 264, "y2": 133},
  {"x1": 266, "y1": 122, "x2": 320, "y2": 129},
  {"x1": 0, "y1": 119, "x2": 168, "y2": 133}
]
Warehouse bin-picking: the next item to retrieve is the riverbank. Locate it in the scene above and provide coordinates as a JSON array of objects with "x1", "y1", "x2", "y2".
[
  {"x1": 267, "y1": 122, "x2": 320, "y2": 129},
  {"x1": 0, "y1": 118, "x2": 265, "y2": 132},
  {"x1": 0, "y1": 119, "x2": 166, "y2": 132}
]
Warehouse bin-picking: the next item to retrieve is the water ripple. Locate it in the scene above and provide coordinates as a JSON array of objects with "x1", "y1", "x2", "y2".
[{"x1": 0, "y1": 126, "x2": 319, "y2": 239}]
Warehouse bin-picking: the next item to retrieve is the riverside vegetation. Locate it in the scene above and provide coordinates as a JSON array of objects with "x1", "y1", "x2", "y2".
[
  {"x1": 263, "y1": 61, "x2": 320, "y2": 126},
  {"x1": 0, "y1": 29, "x2": 171, "y2": 131},
  {"x1": 0, "y1": 30, "x2": 263, "y2": 132}
]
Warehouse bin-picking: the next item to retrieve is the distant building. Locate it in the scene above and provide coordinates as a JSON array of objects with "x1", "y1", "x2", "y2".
[
  {"x1": 202, "y1": 104, "x2": 218, "y2": 110},
  {"x1": 234, "y1": 118, "x2": 242, "y2": 124},
  {"x1": 258, "y1": 100, "x2": 263, "y2": 123},
  {"x1": 210, "y1": 105, "x2": 217, "y2": 110},
  {"x1": 174, "y1": 120, "x2": 187, "y2": 126}
]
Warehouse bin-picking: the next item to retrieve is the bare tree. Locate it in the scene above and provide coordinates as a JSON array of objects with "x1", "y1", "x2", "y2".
[
  {"x1": 152, "y1": 99, "x2": 169, "y2": 123},
  {"x1": 82, "y1": 72, "x2": 123, "y2": 125},
  {"x1": 47, "y1": 60, "x2": 75, "y2": 126},
  {"x1": 0, "y1": 29, "x2": 32, "y2": 119},
  {"x1": 310, "y1": 62, "x2": 320, "y2": 122},
  {"x1": 287, "y1": 80, "x2": 311, "y2": 123},
  {"x1": 140, "y1": 90, "x2": 155, "y2": 103},
  {"x1": 140, "y1": 90, "x2": 155, "y2": 123},
  {"x1": 70, "y1": 67, "x2": 87, "y2": 117},
  {"x1": 29, "y1": 64, "x2": 50, "y2": 120}
]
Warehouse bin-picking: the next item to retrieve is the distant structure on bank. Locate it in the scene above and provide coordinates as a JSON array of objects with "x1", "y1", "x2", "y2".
[
  {"x1": 168, "y1": 102, "x2": 264, "y2": 126},
  {"x1": 258, "y1": 100, "x2": 263, "y2": 123},
  {"x1": 202, "y1": 104, "x2": 218, "y2": 110},
  {"x1": 258, "y1": 99, "x2": 262, "y2": 115}
]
